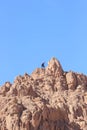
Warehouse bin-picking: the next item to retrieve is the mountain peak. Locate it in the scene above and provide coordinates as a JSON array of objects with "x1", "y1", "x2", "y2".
[
  {"x1": 0, "y1": 57, "x2": 87, "y2": 130},
  {"x1": 46, "y1": 57, "x2": 63, "y2": 76}
]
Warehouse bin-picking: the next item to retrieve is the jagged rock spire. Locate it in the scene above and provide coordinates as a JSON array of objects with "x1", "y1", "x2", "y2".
[{"x1": 46, "y1": 57, "x2": 63, "y2": 76}]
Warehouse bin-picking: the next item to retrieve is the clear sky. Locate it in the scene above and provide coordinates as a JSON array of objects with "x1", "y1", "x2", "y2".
[{"x1": 0, "y1": 0, "x2": 87, "y2": 85}]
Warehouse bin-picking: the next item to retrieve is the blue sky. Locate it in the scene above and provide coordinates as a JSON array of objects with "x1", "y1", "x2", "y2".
[{"x1": 0, "y1": 0, "x2": 87, "y2": 85}]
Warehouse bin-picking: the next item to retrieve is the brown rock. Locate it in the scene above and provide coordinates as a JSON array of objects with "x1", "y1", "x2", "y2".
[
  {"x1": 0, "y1": 57, "x2": 87, "y2": 130},
  {"x1": 46, "y1": 57, "x2": 63, "y2": 76},
  {"x1": 66, "y1": 71, "x2": 77, "y2": 90}
]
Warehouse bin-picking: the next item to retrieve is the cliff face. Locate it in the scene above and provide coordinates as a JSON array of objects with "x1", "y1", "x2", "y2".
[{"x1": 0, "y1": 57, "x2": 87, "y2": 130}]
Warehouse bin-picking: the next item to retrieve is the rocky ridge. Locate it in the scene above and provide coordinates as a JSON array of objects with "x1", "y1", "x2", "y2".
[{"x1": 0, "y1": 57, "x2": 87, "y2": 130}]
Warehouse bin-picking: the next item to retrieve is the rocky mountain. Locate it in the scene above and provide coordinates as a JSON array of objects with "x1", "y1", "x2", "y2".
[{"x1": 0, "y1": 57, "x2": 87, "y2": 130}]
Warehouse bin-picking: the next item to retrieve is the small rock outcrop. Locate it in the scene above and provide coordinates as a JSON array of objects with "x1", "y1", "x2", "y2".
[
  {"x1": 46, "y1": 57, "x2": 63, "y2": 76},
  {"x1": 0, "y1": 57, "x2": 87, "y2": 130}
]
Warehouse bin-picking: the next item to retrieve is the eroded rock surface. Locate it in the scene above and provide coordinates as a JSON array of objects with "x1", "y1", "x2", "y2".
[{"x1": 0, "y1": 57, "x2": 87, "y2": 130}]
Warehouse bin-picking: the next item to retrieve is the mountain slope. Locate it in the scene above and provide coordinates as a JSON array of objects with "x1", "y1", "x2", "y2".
[{"x1": 0, "y1": 57, "x2": 87, "y2": 130}]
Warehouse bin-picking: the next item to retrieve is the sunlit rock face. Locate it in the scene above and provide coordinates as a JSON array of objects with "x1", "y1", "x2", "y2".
[{"x1": 0, "y1": 57, "x2": 87, "y2": 130}]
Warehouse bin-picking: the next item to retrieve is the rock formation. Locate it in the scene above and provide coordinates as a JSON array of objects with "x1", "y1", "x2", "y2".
[{"x1": 0, "y1": 57, "x2": 87, "y2": 130}]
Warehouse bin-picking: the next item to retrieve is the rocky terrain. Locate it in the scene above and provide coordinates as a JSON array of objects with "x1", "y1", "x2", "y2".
[{"x1": 0, "y1": 57, "x2": 87, "y2": 130}]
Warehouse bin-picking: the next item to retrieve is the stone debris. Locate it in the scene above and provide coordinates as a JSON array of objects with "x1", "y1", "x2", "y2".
[{"x1": 0, "y1": 57, "x2": 87, "y2": 130}]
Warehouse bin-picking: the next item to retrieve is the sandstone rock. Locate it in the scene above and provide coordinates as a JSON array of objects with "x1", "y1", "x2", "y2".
[
  {"x1": 77, "y1": 73, "x2": 87, "y2": 86},
  {"x1": 0, "y1": 57, "x2": 87, "y2": 130},
  {"x1": 46, "y1": 57, "x2": 63, "y2": 76},
  {"x1": 66, "y1": 71, "x2": 77, "y2": 90}
]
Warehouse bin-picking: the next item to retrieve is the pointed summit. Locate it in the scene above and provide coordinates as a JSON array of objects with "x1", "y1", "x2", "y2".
[{"x1": 46, "y1": 57, "x2": 63, "y2": 76}]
